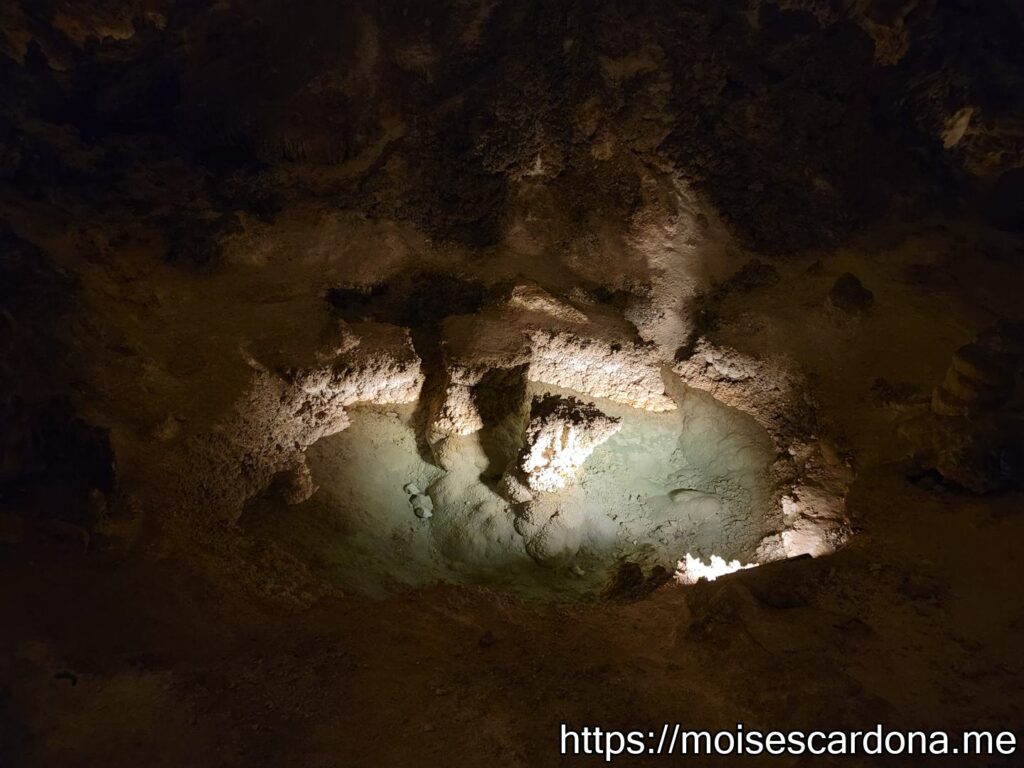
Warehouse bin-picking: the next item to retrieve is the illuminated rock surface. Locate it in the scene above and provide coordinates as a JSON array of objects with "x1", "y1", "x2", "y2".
[{"x1": 509, "y1": 394, "x2": 622, "y2": 493}]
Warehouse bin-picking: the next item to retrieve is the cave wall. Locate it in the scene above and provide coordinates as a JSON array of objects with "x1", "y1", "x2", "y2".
[
  {"x1": 3, "y1": 0, "x2": 1022, "y2": 251},
  {"x1": 1, "y1": 0, "x2": 1022, "y2": 543}
]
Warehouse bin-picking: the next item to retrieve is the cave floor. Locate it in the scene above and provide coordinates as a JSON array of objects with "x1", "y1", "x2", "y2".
[
  {"x1": 3, "y1": 460, "x2": 1022, "y2": 767},
  {"x1": 4, "y1": 216, "x2": 1024, "y2": 766}
]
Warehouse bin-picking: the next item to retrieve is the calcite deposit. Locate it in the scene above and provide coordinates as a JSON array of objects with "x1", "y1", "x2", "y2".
[
  {"x1": 673, "y1": 338, "x2": 812, "y2": 445},
  {"x1": 527, "y1": 330, "x2": 676, "y2": 412},
  {"x1": 675, "y1": 338, "x2": 851, "y2": 559},
  {"x1": 188, "y1": 322, "x2": 424, "y2": 518},
  {"x1": 505, "y1": 394, "x2": 622, "y2": 494},
  {"x1": 5, "y1": 1, "x2": 1023, "y2": 762},
  {"x1": 903, "y1": 323, "x2": 1024, "y2": 493},
  {"x1": 428, "y1": 289, "x2": 675, "y2": 440},
  {"x1": 297, "y1": 321, "x2": 425, "y2": 408},
  {"x1": 503, "y1": 283, "x2": 589, "y2": 324}
]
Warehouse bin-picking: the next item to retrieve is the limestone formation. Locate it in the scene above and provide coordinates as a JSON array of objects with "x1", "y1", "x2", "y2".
[
  {"x1": 673, "y1": 339, "x2": 812, "y2": 446},
  {"x1": 502, "y1": 283, "x2": 588, "y2": 324},
  {"x1": 297, "y1": 322, "x2": 424, "y2": 408},
  {"x1": 675, "y1": 340, "x2": 851, "y2": 560},
  {"x1": 268, "y1": 456, "x2": 317, "y2": 505},
  {"x1": 826, "y1": 273, "x2": 874, "y2": 314},
  {"x1": 4, "y1": 1, "x2": 1024, "y2": 756},
  {"x1": 905, "y1": 323, "x2": 1024, "y2": 493},
  {"x1": 931, "y1": 340, "x2": 1017, "y2": 417},
  {"x1": 428, "y1": 298, "x2": 675, "y2": 440},
  {"x1": 527, "y1": 330, "x2": 676, "y2": 412},
  {"x1": 505, "y1": 394, "x2": 621, "y2": 494},
  {"x1": 190, "y1": 322, "x2": 424, "y2": 519},
  {"x1": 778, "y1": 485, "x2": 850, "y2": 559}
]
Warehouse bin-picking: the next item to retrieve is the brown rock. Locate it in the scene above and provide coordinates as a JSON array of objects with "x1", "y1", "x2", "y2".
[{"x1": 827, "y1": 273, "x2": 874, "y2": 314}]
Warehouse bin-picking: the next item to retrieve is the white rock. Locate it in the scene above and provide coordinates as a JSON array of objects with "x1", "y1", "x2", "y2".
[
  {"x1": 411, "y1": 494, "x2": 434, "y2": 519},
  {"x1": 508, "y1": 394, "x2": 622, "y2": 494},
  {"x1": 528, "y1": 330, "x2": 676, "y2": 412}
]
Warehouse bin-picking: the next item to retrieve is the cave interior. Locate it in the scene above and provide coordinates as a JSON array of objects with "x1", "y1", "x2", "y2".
[{"x1": 1, "y1": 1, "x2": 1023, "y2": 765}]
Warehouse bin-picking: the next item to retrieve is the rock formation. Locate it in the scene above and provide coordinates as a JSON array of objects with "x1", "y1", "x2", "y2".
[
  {"x1": 187, "y1": 322, "x2": 424, "y2": 520},
  {"x1": 675, "y1": 338, "x2": 852, "y2": 559},
  {"x1": 428, "y1": 288, "x2": 675, "y2": 441},
  {"x1": 826, "y1": 273, "x2": 875, "y2": 315},
  {"x1": 503, "y1": 394, "x2": 622, "y2": 495},
  {"x1": 903, "y1": 323, "x2": 1024, "y2": 493}
]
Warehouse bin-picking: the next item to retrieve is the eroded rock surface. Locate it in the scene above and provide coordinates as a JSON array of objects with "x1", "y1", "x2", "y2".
[
  {"x1": 903, "y1": 323, "x2": 1024, "y2": 493},
  {"x1": 188, "y1": 322, "x2": 424, "y2": 519},
  {"x1": 527, "y1": 330, "x2": 675, "y2": 412},
  {"x1": 504, "y1": 394, "x2": 621, "y2": 495},
  {"x1": 429, "y1": 289, "x2": 675, "y2": 440},
  {"x1": 298, "y1": 321, "x2": 425, "y2": 407},
  {"x1": 675, "y1": 339, "x2": 851, "y2": 559},
  {"x1": 673, "y1": 339, "x2": 813, "y2": 446},
  {"x1": 268, "y1": 456, "x2": 317, "y2": 506}
]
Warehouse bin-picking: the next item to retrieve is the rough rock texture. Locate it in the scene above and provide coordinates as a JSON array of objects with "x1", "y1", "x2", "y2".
[
  {"x1": 527, "y1": 330, "x2": 675, "y2": 412},
  {"x1": 428, "y1": 357, "x2": 530, "y2": 441},
  {"x1": 297, "y1": 321, "x2": 424, "y2": 407},
  {"x1": 1, "y1": 3, "x2": 1023, "y2": 764},
  {"x1": 673, "y1": 338, "x2": 813, "y2": 446},
  {"x1": 903, "y1": 323, "x2": 1024, "y2": 493},
  {"x1": 497, "y1": 470, "x2": 535, "y2": 505},
  {"x1": 268, "y1": 456, "x2": 317, "y2": 506},
  {"x1": 505, "y1": 394, "x2": 621, "y2": 494},
  {"x1": 428, "y1": 293, "x2": 675, "y2": 439},
  {"x1": 188, "y1": 322, "x2": 423, "y2": 519},
  {"x1": 778, "y1": 483, "x2": 850, "y2": 559},
  {"x1": 503, "y1": 283, "x2": 588, "y2": 324},
  {"x1": 4, "y1": 0, "x2": 1015, "y2": 276},
  {"x1": 826, "y1": 272, "x2": 875, "y2": 314},
  {"x1": 675, "y1": 339, "x2": 851, "y2": 559}
]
